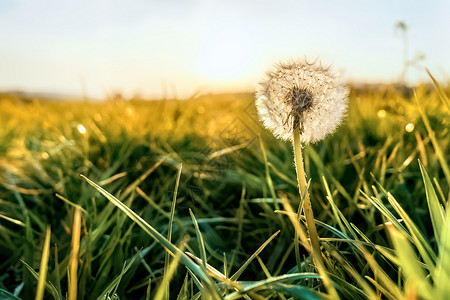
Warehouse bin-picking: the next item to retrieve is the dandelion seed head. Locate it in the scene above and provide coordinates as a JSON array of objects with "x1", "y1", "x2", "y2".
[{"x1": 256, "y1": 58, "x2": 349, "y2": 143}]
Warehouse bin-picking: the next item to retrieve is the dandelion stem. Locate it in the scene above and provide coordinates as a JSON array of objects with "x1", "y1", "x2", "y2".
[{"x1": 293, "y1": 127, "x2": 322, "y2": 266}]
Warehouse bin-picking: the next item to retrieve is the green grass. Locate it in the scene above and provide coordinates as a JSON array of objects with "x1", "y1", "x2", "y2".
[{"x1": 0, "y1": 81, "x2": 449, "y2": 299}]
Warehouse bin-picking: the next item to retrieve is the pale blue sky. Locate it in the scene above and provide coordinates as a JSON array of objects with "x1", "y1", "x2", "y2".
[{"x1": 0, "y1": 0, "x2": 449, "y2": 99}]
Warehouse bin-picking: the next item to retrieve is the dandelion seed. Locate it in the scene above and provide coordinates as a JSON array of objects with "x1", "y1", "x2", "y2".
[
  {"x1": 377, "y1": 110, "x2": 387, "y2": 118},
  {"x1": 77, "y1": 124, "x2": 87, "y2": 134},
  {"x1": 405, "y1": 123, "x2": 414, "y2": 132},
  {"x1": 255, "y1": 58, "x2": 349, "y2": 143}
]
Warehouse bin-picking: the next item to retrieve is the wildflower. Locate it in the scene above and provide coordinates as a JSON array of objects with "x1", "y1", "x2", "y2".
[
  {"x1": 255, "y1": 58, "x2": 349, "y2": 278},
  {"x1": 256, "y1": 58, "x2": 348, "y2": 143}
]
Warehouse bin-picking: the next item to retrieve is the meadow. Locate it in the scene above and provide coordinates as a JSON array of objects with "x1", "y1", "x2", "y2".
[{"x1": 0, "y1": 79, "x2": 449, "y2": 299}]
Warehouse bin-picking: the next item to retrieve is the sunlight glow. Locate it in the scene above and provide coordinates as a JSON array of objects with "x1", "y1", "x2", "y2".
[
  {"x1": 77, "y1": 124, "x2": 87, "y2": 134},
  {"x1": 402, "y1": 156, "x2": 413, "y2": 167},
  {"x1": 1, "y1": 1, "x2": 448, "y2": 99},
  {"x1": 126, "y1": 107, "x2": 134, "y2": 116},
  {"x1": 377, "y1": 110, "x2": 387, "y2": 118},
  {"x1": 196, "y1": 31, "x2": 251, "y2": 81},
  {"x1": 405, "y1": 123, "x2": 415, "y2": 132}
]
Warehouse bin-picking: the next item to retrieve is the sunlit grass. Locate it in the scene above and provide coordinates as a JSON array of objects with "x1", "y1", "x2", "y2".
[{"x1": 0, "y1": 81, "x2": 449, "y2": 299}]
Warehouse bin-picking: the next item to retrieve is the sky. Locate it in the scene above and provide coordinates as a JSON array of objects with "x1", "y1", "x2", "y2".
[{"x1": 0, "y1": 0, "x2": 449, "y2": 99}]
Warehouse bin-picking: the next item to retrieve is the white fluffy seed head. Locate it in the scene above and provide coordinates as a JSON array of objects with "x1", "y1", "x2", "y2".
[{"x1": 256, "y1": 58, "x2": 349, "y2": 143}]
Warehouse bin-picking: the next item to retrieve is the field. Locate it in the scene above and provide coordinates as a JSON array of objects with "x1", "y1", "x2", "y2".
[{"x1": 0, "y1": 81, "x2": 449, "y2": 299}]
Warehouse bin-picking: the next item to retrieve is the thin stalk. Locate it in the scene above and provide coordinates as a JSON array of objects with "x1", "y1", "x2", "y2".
[
  {"x1": 69, "y1": 208, "x2": 81, "y2": 300},
  {"x1": 293, "y1": 127, "x2": 322, "y2": 266},
  {"x1": 35, "y1": 226, "x2": 51, "y2": 300}
]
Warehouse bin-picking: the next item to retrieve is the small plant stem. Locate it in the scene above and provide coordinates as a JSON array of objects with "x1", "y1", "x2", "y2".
[
  {"x1": 293, "y1": 127, "x2": 322, "y2": 266},
  {"x1": 69, "y1": 208, "x2": 82, "y2": 300}
]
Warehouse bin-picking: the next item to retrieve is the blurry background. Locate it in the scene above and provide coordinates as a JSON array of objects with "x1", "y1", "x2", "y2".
[{"x1": 0, "y1": 0, "x2": 449, "y2": 100}]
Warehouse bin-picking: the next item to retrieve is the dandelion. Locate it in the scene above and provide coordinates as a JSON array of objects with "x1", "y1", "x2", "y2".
[
  {"x1": 255, "y1": 58, "x2": 349, "y2": 272},
  {"x1": 256, "y1": 58, "x2": 348, "y2": 143}
]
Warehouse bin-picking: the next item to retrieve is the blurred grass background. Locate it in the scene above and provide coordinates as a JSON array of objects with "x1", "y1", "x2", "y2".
[{"x1": 0, "y1": 82, "x2": 449, "y2": 299}]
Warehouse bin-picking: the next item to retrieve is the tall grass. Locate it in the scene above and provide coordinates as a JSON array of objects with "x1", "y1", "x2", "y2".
[{"x1": 0, "y1": 81, "x2": 448, "y2": 299}]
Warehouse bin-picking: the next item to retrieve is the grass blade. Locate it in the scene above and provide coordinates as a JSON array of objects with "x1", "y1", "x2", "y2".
[
  {"x1": 326, "y1": 244, "x2": 377, "y2": 300},
  {"x1": 322, "y1": 176, "x2": 357, "y2": 239},
  {"x1": 121, "y1": 157, "x2": 167, "y2": 199},
  {"x1": 264, "y1": 283, "x2": 326, "y2": 299},
  {"x1": 96, "y1": 253, "x2": 139, "y2": 300},
  {"x1": 35, "y1": 226, "x2": 51, "y2": 300},
  {"x1": 426, "y1": 69, "x2": 450, "y2": 115},
  {"x1": 230, "y1": 230, "x2": 280, "y2": 281},
  {"x1": 20, "y1": 260, "x2": 60, "y2": 300},
  {"x1": 52, "y1": 243, "x2": 62, "y2": 300},
  {"x1": 307, "y1": 147, "x2": 352, "y2": 204},
  {"x1": 81, "y1": 174, "x2": 223, "y2": 300},
  {"x1": 0, "y1": 289, "x2": 23, "y2": 300},
  {"x1": 279, "y1": 196, "x2": 340, "y2": 299},
  {"x1": 414, "y1": 91, "x2": 450, "y2": 185},
  {"x1": 370, "y1": 177, "x2": 437, "y2": 269},
  {"x1": 189, "y1": 209, "x2": 208, "y2": 269},
  {"x1": 435, "y1": 201, "x2": 450, "y2": 298},
  {"x1": 224, "y1": 273, "x2": 322, "y2": 300},
  {"x1": 419, "y1": 160, "x2": 445, "y2": 244},
  {"x1": 385, "y1": 192, "x2": 437, "y2": 272},
  {"x1": 154, "y1": 242, "x2": 184, "y2": 300},
  {"x1": 163, "y1": 163, "x2": 182, "y2": 299},
  {"x1": 68, "y1": 208, "x2": 81, "y2": 300},
  {"x1": 388, "y1": 225, "x2": 432, "y2": 299}
]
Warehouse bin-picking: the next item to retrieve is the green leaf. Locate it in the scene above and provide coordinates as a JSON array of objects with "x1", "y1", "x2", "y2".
[
  {"x1": 388, "y1": 226, "x2": 432, "y2": 300},
  {"x1": 370, "y1": 176, "x2": 437, "y2": 271},
  {"x1": 96, "y1": 253, "x2": 139, "y2": 300},
  {"x1": 415, "y1": 92, "x2": 450, "y2": 185},
  {"x1": 386, "y1": 192, "x2": 437, "y2": 273},
  {"x1": 322, "y1": 176, "x2": 357, "y2": 239},
  {"x1": 434, "y1": 203, "x2": 450, "y2": 299},
  {"x1": 189, "y1": 209, "x2": 208, "y2": 269},
  {"x1": 0, "y1": 289, "x2": 23, "y2": 300},
  {"x1": 267, "y1": 283, "x2": 326, "y2": 299},
  {"x1": 224, "y1": 273, "x2": 322, "y2": 300},
  {"x1": 20, "y1": 260, "x2": 60, "y2": 300},
  {"x1": 419, "y1": 160, "x2": 445, "y2": 244}
]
